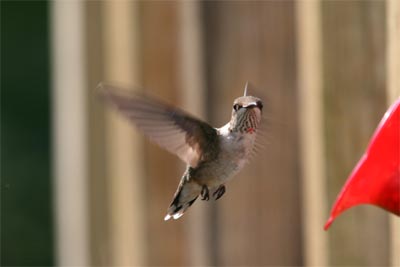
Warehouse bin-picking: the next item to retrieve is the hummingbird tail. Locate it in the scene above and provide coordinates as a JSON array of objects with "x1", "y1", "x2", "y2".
[{"x1": 164, "y1": 180, "x2": 201, "y2": 221}]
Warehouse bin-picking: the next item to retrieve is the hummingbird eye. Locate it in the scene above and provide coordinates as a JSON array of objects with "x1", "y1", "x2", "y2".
[
  {"x1": 233, "y1": 104, "x2": 242, "y2": 111},
  {"x1": 256, "y1": 101, "x2": 263, "y2": 110}
]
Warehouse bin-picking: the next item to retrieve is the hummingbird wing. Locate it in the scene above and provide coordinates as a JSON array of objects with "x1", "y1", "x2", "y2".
[{"x1": 99, "y1": 83, "x2": 218, "y2": 168}]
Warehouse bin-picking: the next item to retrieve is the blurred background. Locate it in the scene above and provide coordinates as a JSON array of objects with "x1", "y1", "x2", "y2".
[{"x1": 1, "y1": 1, "x2": 399, "y2": 266}]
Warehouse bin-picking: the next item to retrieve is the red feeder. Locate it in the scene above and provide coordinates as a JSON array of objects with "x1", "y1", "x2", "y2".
[{"x1": 324, "y1": 98, "x2": 400, "y2": 230}]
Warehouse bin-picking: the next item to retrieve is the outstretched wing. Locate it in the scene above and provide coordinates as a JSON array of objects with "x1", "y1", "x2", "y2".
[{"x1": 99, "y1": 83, "x2": 218, "y2": 168}]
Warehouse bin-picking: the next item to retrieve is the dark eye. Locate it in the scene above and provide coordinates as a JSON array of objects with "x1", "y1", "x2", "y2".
[
  {"x1": 256, "y1": 101, "x2": 263, "y2": 110},
  {"x1": 233, "y1": 104, "x2": 242, "y2": 111}
]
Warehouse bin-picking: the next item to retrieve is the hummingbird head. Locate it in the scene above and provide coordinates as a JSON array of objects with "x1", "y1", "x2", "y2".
[{"x1": 230, "y1": 95, "x2": 263, "y2": 133}]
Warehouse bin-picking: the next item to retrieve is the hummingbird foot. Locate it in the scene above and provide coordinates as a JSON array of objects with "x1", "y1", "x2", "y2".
[
  {"x1": 201, "y1": 185, "x2": 210, "y2": 201},
  {"x1": 213, "y1": 185, "x2": 226, "y2": 200}
]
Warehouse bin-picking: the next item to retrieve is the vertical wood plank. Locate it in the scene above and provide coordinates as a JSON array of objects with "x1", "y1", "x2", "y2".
[
  {"x1": 178, "y1": 2, "x2": 213, "y2": 266},
  {"x1": 204, "y1": 2, "x2": 302, "y2": 265},
  {"x1": 51, "y1": 1, "x2": 89, "y2": 265},
  {"x1": 322, "y1": 1, "x2": 389, "y2": 265},
  {"x1": 387, "y1": 0, "x2": 400, "y2": 104},
  {"x1": 85, "y1": 2, "x2": 111, "y2": 265},
  {"x1": 140, "y1": 2, "x2": 188, "y2": 265},
  {"x1": 387, "y1": 0, "x2": 400, "y2": 266},
  {"x1": 102, "y1": 2, "x2": 147, "y2": 265},
  {"x1": 296, "y1": 0, "x2": 328, "y2": 265}
]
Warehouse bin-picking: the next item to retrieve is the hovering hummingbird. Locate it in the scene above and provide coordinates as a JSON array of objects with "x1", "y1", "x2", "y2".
[{"x1": 99, "y1": 82, "x2": 264, "y2": 220}]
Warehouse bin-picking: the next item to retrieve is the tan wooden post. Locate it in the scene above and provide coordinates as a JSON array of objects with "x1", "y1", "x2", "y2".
[
  {"x1": 52, "y1": 1, "x2": 90, "y2": 265},
  {"x1": 102, "y1": 2, "x2": 147, "y2": 265},
  {"x1": 296, "y1": 0, "x2": 328, "y2": 266},
  {"x1": 387, "y1": 0, "x2": 400, "y2": 266}
]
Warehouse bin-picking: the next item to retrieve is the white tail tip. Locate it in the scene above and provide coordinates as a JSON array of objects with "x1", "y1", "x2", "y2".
[
  {"x1": 164, "y1": 212, "x2": 184, "y2": 221},
  {"x1": 172, "y1": 213, "x2": 183, "y2": 220}
]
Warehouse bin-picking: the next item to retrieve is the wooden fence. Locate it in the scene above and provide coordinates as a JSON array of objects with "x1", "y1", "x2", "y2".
[{"x1": 52, "y1": 1, "x2": 399, "y2": 266}]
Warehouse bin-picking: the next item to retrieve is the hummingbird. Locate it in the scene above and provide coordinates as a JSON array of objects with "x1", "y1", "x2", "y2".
[{"x1": 99, "y1": 82, "x2": 264, "y2": 220}]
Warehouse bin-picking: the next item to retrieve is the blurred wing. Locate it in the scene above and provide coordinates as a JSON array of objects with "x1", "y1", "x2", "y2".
[{"x1": 99, "y1": 83, "x2": 218, "y2": 167}]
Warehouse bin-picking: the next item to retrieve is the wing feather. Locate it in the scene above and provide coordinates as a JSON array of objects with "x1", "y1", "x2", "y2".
[{"x1": 99, "y1": 83, "x2": 219, "y2": 167}]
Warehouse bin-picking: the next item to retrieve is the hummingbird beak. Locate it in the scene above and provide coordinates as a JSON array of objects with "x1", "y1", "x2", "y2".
[{"x1": 244, "y1": 81, "x2": 249, "y2": 96}]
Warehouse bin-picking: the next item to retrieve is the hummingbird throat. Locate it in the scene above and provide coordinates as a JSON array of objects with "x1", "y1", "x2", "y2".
[{"x1": 246, "y1": 127, "x2": 255, "y2": 134}]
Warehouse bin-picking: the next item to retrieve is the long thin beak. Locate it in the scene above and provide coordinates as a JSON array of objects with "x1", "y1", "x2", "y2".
[{"x1": 244, "y1": 81, "x2": 249, "y2": 96}]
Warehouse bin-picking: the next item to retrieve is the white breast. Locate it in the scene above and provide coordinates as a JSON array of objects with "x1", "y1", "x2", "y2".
[{"x1": 214, "y1": 123, "x2": 257, "y2": 184}]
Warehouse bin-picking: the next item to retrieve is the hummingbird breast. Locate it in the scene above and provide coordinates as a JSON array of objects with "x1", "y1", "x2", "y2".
[{"x1": 193, "y1": 123, "x2": 257, "y2": 189}]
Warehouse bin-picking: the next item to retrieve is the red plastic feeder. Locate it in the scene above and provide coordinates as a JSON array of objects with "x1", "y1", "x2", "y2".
[{"x1": 325, "y1": 98, "x2": 400, "y2": 230}]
